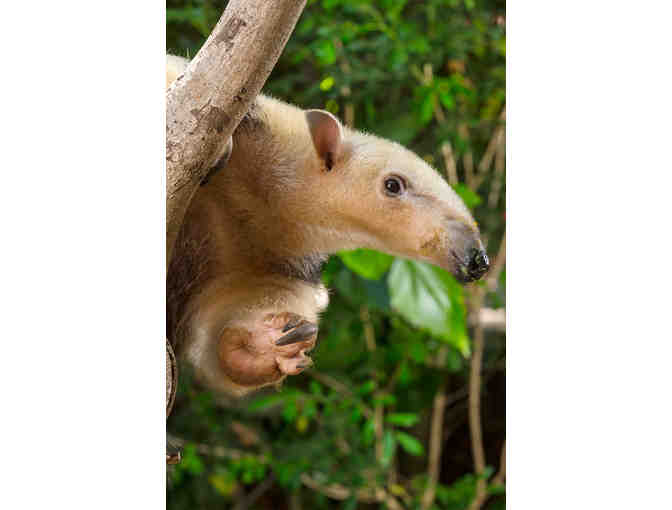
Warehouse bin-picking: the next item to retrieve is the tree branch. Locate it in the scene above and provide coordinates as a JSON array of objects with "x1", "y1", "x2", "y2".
[
  {"x1": 165, "y1": 1, "x2": 307, "y2": 435},
  {"x1": 166, "y1": 0, "x2": 307, "y2": 264}
]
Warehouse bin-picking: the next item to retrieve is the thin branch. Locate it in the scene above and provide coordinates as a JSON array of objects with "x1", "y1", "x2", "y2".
[
  {"x1": 384, "y1": 359, "x2": 407, "y2": 393},
  {"x1": 233, "y1": 474, "x2": 275, "y2": 510},
  {"x1": 421, "y1": 346, "x2": 449, "y2": 509},
  {"x1": 299, "y1": 474, "x2": 405, "y2": 510},
  {"x1": 166, "y1": 433, "x2": 265, "y2": 461},
  {"x1": 335, "y1": 39, "x2": 355, "y2": 129},
  {"x1": 485, "y1": 235, "x2": 506, "y2": 293},
  {"x1": 488, "y1": 132, "x2": 506, "y2": 208},
  {"x1": 476, "y1": 307, "x2": 505, "y2": 331},
  {"x1": 491, "y1": 440, "x2": 506, "y2": 486},
  {"x1": 458, "y1": 123, "x2": 475, "y2": 189},
  {"x1": 469, "y1": 440, "x2": 506, "y2": 510},
  {"x1": 360, "y1": 305, "x2": 377, "y2": 351},
  {"x1": 467, "y1": 320, "x2": 487, "y2": 510},
  {"x1": 442, "y1": 142, "x2": 459, "y2": 186},
  {"x1": 474, "y1": 107, "x2": 506, "y2": 190},
  {"x1": 289, "y1": 489, "x2": 303, "y2": 510},
  {"x1": 374, "y1": 397, "x2": 384, "y2": 464}
]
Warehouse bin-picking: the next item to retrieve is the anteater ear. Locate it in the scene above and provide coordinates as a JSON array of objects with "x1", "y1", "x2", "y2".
[{"x1": 305, "y1": 109, "x2": 343, "y2": 171}]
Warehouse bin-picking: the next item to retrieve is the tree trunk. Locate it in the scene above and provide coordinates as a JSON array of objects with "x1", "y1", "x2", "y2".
[{"x1": 165, "y1": 0, "x2": 307, "y2": 419}]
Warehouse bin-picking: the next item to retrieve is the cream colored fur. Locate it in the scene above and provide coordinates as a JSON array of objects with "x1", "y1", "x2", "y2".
[{"x1": 166, "y1": 54, "x2": 188, "y2": 88}]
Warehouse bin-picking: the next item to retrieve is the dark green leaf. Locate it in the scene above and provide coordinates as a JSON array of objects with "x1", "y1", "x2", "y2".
[
  {"x1": 452, "y1": 183, "x2": 482, "y2": 210},
  {"x1": 386, "y1": 412, "x2": 420, "y2": 427},
  {"x1": 395, "y1": 431, "x2": 425, "y2": 456},
  {"x1": 388, "y1": 259, "x2": 469, "y2": 354},
  {"x1": 381, "y1": 430, "x2": 397, "y2": 467},
  {"x1": 248, "y1": 393, "x2": 284, "y2": 411}
]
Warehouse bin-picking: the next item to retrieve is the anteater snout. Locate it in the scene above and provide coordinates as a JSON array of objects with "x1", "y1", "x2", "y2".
[
  {"x1": 444, "y1": 220, "x2": 489, "y2": 283},
  {"x1": 466, "y1": 248, "x2": 490, "y2": 282}
]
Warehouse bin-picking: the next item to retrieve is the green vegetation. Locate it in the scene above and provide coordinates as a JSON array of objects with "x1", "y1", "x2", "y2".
[{"x1": 167, "y1": 1, "x2": 505, "y2": 508}]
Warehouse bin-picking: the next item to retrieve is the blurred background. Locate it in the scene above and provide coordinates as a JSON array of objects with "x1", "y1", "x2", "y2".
[{"x1": 167, "y1": 1, "x2": 505, "y2": 508}]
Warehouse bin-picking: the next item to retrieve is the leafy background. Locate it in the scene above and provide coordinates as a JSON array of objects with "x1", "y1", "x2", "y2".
[{"x1": 167, "y1": 1, "x2": 505, "y2": 509}]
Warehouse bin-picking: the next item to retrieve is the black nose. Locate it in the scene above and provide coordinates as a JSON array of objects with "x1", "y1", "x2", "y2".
[{"x1": 467, "y1": 248, "x2": 490, "y2": 280}]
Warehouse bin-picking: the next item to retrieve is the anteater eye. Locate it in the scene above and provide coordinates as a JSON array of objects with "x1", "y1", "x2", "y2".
[{"x1": 384, "y1": 176, "x2": 406, "y2": 196}]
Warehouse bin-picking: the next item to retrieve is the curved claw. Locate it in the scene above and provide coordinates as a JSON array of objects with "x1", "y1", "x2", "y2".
[
  {"x1": 282, "y1": 316, "x2": 302, "y2": 333},
  {"x1": 276, "y1": 322, "x2": 318, "y2": 346}
]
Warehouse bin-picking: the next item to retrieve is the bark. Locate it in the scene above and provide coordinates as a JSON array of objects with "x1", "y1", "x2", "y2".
[
  {"x1": 165, "y1": 0, "x2": 307, "y2": 420},
  {"x1": 166, "y1": 339, "x2": 177, "y2": 417}
]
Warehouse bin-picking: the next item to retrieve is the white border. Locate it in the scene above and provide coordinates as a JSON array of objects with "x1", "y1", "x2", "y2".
[
  {"x1": 508, "y1": 1, "x2": 672, "y2": 508},
  {"x1": 1, "y1": 2, "x2": 165, "y2": 508}
]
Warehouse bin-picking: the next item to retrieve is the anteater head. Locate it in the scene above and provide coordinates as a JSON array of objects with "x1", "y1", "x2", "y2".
[{"x1": 302, "y1": 109, "x2": 489, "y2": 283}]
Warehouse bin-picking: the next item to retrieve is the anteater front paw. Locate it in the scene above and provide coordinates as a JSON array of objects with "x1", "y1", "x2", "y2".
[{"x1": 218, "y1": 312, "x2": 318, "y2": 388}]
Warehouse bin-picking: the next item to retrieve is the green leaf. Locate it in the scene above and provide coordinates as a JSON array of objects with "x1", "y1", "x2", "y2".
[
  {"x1": 435, "y1": 474, "x2": 477, "y2": 506},
  {"x1": 338, "y1": 249, "x2": 394, "y2": 280},
  {"x1": 439, "y1": 91, "x2": 455, "y2": 110},
  {"x1": 325, "y1": 98, "x2": 339, "y2": 114},
  {"x1": 362, "y1": 418, "x2": 376, "y2": 445},
  {"x1": 333, "y1": 262, "x2": 391, "y2": 310},
  {"x1": 386, "y1": 412, "x2": 420, "y2": 427},
  {"x1": 283, "y1": 399, "x2": 298, "y2": 422},
  {"x1": 166, "y1": 7, "x2": 209, "y2": 36},
  {"x1": 374, "y1": 112, "x2": 423, "y2": 145},
  {"x1": 309, "y1": 381, "x2": 323, "y2": 396},
  {"x1": 488, "y1": 482, "x2": 506, "y2": 496},
  {"x1": 304, "y1": 399, "x2": 318, "y2": 419},
  {"x1": 356, "y1": 380, "x2": 376, "y2": 395},
  {"x1": 419, "y1": 90, "x2": 436, "y2": 125},
  {"x1": 314, "y1": 39, "x2": 337, "y2": 66},
  {"x1": 343, "y1": 496, "x2": 358, "y2": 510},
  {"x1": 248, "y1": 393, "x2": 284, "y2": 411},
  {"x1": 406, "y1": 335, "x2": 428, "y2": 363},
  {"x1": 452, "y1": 183, "x2": 482, "y2": 210},
  {"x1": 381, "y1": 430, "x2": 397, "y2": 467},
  {"x1": 180, "y1": 444, "x2": 205, "y2": 475},
  {"x1": 388, "y1": 259, "x2": 469, "y2": 354},
  {"x1": 398, "y1": 359, "x2": 412, "y2": 385},
  {"x1": 374, "y1": 393, "x2": 397, "y2": 406},
  {"x1": 395, "y1": 431, "x2": 425, "y2": 456},
  {"x1": 320, "y1": 76, "x2": 335, "y2": 91},
  {"x1": 209, "y1": 471, "x2": 237, "y2": 496}
]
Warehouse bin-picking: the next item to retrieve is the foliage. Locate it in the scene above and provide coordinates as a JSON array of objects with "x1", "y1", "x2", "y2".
[{"x1": 167, "y1": 1, "x2": 505, "y2": 508}]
